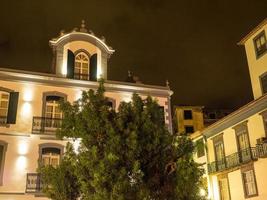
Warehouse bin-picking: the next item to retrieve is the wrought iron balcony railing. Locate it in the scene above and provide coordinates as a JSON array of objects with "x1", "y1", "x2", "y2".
[
  {"x1": 0, "y1": 116, "x2": 7, "y2": 125},
  {"x1": 208, "y1": 147, "x2": 258, "y2": 174},
  {"x1": 32, "y1": 117, "x2": 62, "y2": 134},
  {"x1": 257, "y1": 143, "x2": 267, "y2": 158},
  {"x1": 74, "y1": 73, "x2": 90, "y2": 81},
  {"x1": 26, "y1": 173, "x2": 42, "y2": 193}
]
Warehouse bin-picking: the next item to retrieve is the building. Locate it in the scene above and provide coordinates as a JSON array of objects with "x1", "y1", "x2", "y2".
[
  {"x1": 0, "y1": 21, "x2": 173, "y2": 199},
  {"x1": 199, "y1": 18, "x2": 267, "y2": 200},
  {"x1": 174, "y1": 106, "x2": 204, "y2": 135},
  {"x1": 203, "y1": 109, "x2": 232, "y2": 127},
  {"x1": 174, "y1": 106, "x2": 232, "y2": 135},
  {"x1": 238, "y1": 18, "x2": 267, "y2": 99}
]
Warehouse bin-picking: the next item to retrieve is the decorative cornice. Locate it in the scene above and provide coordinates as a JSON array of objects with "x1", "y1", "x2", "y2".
[
  {"x1": 0, "y1": 67, "x2": 173, "y2": 97},
  {"x1": 203, "y1": 94, "x2": 267, "y2": 138}
]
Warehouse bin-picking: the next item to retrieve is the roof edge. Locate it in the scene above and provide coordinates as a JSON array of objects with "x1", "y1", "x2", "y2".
[{"x1": 238, "y1": 18, "x2": 267, "y2": 45}]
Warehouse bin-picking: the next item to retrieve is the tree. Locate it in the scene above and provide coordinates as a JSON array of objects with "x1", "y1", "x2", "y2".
[
  {"x1": 40, "y1": 80, "x2": 206, "y2": 200},
  {"x1": 38, "y1": 143, "x2": 80, "y2": 200}
]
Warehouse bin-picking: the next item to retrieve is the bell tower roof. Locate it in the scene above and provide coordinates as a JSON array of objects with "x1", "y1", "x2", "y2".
[{"x1": 49, "y1": 20, "x2": 115, "y2": 55}]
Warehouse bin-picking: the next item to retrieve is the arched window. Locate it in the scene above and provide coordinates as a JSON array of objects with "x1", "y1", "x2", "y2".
[
  {"x1": 39, "y1": 143, "x2": 64, "y2": 167},
  {"x1": 74, "y1": 52, "x2": 90, "y2": 80}
]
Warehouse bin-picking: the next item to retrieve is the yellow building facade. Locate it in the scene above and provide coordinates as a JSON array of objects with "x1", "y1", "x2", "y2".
[
  {"x1": 174, "y1": 106, "x2": 204, "y2": 135},
  {"x1": 198, "y1": 18, "x2": 267, "y2": 200}
]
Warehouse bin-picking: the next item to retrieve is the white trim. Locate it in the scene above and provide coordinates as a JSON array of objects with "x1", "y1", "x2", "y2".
[
  {"x1": 0, "y1": 67, "x2": 173, "y2": 97},
  {"x1": 50, "y1": 32, "x2": 115, "y2": 54},
  {"x1": 203, "y1": 94, "x2": 267, "y2": 138}
]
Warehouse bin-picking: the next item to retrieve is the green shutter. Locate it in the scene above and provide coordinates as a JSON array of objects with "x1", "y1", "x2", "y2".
[
  {"x1": 7, "y1": 92, "x2": 19, "y2": 124},
  {"x1": 67, "y1": 50, "x2": 75, "y2": 78},
  {"x1": 90, "y1": 54, "x2": 97, "y2": 81}
]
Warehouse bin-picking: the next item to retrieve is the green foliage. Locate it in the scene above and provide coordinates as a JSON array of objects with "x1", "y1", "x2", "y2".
[
  {"x1": 40, "y1": 79, "x2": 206, "y2": 200},
  {"x1": 38, "y1": 143, "x2": 80, "y2": 200}
]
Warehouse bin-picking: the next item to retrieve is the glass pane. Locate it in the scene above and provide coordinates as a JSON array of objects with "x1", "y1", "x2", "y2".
[
  {"x1": 256, "y1": 39, "x2": 261, "y2": 49},
  {"x1": 46, "y1": 105, "x2": 53, "y2": 113},
  {"x1": 42, "y1": 157, "x2": 50, "y2": 166},
  {"x1": 0, "y1": 108, "x2": 7, "y2": 116},
  {"x1": 1, "y1": 94, "x2": 9, "y2": 100},
  {"x1": 260, "y1": 36, "x2": 266, "y2": 45},
  {"x1": 0, "y1": 101, "x2": 8, "y2": 108},
  {"x1": 51, "y1": 157, "x2": 59, "y2": 167}
]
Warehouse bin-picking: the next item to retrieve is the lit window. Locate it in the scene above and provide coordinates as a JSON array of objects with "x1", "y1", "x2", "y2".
[
  {"x1": 234, "y1": 123, "x2": 251, "y2": 162},
  {"x1": 41, "y1": 147, "x2": 61, "y2": 167},
  {"x1": 184, "y1": 110, "x2": 192, "y2": 120},
  {"x1": 260, "y1": 73, "x2": 267, "y2": 95},
  {"x1": 218, "y1": 176, "x2": 231, "y2": 200},
  {"x1": 74, "y1": 52, "x2": 90, "y2": 80},
  {"x1": 45, "y1": 96, "x2": 63, "y2": 129},
  {"x1": 242, "y1": 169, "x2": 258, "y2": 197},
  {"x1": 0, "y1": 92, "x2": 9, "y2": 119},
  {"x1": 253, "y1": 31, "x2": 267, "y2": 58}
]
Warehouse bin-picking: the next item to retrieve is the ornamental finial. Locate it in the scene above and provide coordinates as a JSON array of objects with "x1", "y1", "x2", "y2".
[
  {"x1": 80, "y1": 20, "x2": 88, "y2": 33},
  {"x1": 166, "y1": 80, "x2": 170, "y2": 88}
]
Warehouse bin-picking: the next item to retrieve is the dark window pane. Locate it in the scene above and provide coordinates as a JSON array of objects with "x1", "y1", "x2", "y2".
[
  {"x1": 42, "y1": 147, "x2": 60, "y2": 155},
  {"x1": 184, "y1": 110, "x2": 193, "y2": 120},
  {"x1": 261, "y1": 73, "x2": 267, "y2": 94},
  {"x1": 196, "y1": 139, "x2": 205, "y2": 158},
  {"x1": 185, "y1": 126, "x2": 194, "y2": 134},
  {"x1": 254, "y1": 31, "x2": 267, "y2": 58}
]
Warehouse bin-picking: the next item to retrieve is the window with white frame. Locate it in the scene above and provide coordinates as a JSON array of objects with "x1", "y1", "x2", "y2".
[
  {"x1": 0, "y1": 91, "x2": 9, "y2": 118},
  {"x1": 242, "y1": 169, "x2": 258, "y2": 197},
  {"x1": 44, "y1": 96, "x2": 63, "y2": 129},
  {"x1": 74, "y1": 52, "x2": 90, "y2": 80},
  {"x1": 41, "y1": 147, "x2": 61, "y2": 167}
]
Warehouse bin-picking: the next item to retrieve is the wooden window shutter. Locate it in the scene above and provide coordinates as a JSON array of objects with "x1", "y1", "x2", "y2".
[
  {"x1": 7, "y1": 92, "x2": 19, "y2": 124},
  {"x1": 90, "y1": 54, "x2": 97, "y2": 81},
  {"x1": 67, "y1": 50, "x2": 75, "y2": 78}
]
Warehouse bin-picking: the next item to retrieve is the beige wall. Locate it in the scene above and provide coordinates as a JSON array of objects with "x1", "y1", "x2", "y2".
[
  {"x1": 243, "y1": 24, "x2": 267, "y2": 99},
  {"x1": 0, "y1": 77, "x2": 171, "y2": 199},
  {"x1": 0, "y1": 79, "x2": 170, "y2": 135}
]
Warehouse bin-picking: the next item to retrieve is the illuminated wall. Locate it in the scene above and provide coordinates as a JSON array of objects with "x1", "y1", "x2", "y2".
[{"x1": 241, "y1": 23, "x2": 267, "y2": 99}]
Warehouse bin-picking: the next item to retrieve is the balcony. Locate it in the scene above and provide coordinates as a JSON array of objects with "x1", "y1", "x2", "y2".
[
  {"x1": 32, "y1": 117, "x2": 62, "y2": 134},
  {"x1": 208, "y1": 147, "x2": 258, "y2": 174},
  {"x1": 74, "y1": 73, "x2": 90, "y2": 81},
  {"x1": 257, "y1": 143, "x2": 267, "y2": 158},
  {"x1": 26, "y1": 173, "x2": 42, "y2": 193}
]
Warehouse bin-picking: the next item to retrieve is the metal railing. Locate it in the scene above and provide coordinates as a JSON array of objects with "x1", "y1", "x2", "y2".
[
  {"x1": 26, "y1": 173, "x2": 42, "y2": 193},
  {"x1": 74, "y1": 73, "x2": 90, "y2": 81},
  {"x1": 257, "y1": 143, "x2": 267, "y2": 158},
  {"x1": 208, "y1": 147, "x2": 258, "y2": 174},
  {"x1": 0, "y1": 116, "x2": 7, "y2": 125},
  {"x1": 32, "y1": 117, "x2": 62, "y2": 134}
]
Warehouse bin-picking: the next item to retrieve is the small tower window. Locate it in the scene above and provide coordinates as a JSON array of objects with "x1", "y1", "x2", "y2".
[{"x1": 74, "y1": 52, "x2": 90, "y2": 80}]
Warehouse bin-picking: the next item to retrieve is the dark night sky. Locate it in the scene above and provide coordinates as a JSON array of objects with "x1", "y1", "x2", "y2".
[{"x1": 0, "y1": 0, "x2": 267, "y2": 109}]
